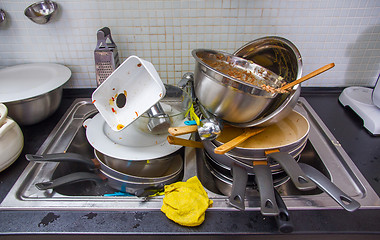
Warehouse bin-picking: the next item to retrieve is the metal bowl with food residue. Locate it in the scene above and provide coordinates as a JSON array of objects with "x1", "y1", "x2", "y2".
[
  {"x1": 230, "y1": 36, "x2": 303, "y2": 128},
  {"x1": 192, "y1": 49, "x2": 286, "y2": 124}
]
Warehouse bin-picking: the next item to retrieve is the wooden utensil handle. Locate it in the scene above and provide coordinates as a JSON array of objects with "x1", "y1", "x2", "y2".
[
  {"x1": 214, "y1": 128, "x2": 265, "y2": 155},
  {"x1": 167, "y1": 136, "x2": 204, "y2": 148},
  {"x1": 280, "y1": 63, "x2": 335, "y2": 91},
  {"x1": 168, "y1": 125, "x2": 198, "y2": 136}
]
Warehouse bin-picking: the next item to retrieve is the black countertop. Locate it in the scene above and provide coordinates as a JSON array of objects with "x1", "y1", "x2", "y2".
[{"x1": 0, "y1": 88, "x2": 380, "y2": 239}]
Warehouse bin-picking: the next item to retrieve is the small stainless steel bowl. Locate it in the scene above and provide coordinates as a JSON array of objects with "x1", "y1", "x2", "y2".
[
  {"x1": 131, "y1": 84, "x2": 192, "y2": 135},
  {"x1": 0, "y1": 9, "x2": 7, "y2": 26},
  {"x1": 24, "y1": 0, "x2": 58, "y2": 24}
]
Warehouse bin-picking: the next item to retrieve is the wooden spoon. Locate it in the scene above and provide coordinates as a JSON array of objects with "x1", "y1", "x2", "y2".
[
  {"x1": 280, "y1": 63, "x2": 335, "y2": 91},
  {"x1": 214, "y1": 127, "x2": 266, "y2": 155}
]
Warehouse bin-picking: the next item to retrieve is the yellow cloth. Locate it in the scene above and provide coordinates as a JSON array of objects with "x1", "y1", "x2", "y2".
[{"x1": 161, "y1": 176, "x2": 213, "y2": 227}]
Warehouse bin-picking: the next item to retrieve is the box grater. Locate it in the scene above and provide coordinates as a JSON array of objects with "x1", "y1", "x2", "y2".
[{"x1": 94, "y1": 27, "x2": 120, "y2": 86}]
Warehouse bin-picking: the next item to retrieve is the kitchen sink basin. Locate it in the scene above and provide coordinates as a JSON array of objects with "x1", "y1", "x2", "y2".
[{"x1": 1, "y1": 97, "x2": 379, "y2": 211}]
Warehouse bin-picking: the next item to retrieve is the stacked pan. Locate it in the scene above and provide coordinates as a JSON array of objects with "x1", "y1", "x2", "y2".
[{"x1": 202, "y1": 110, "x2": 316, "y2": 215}]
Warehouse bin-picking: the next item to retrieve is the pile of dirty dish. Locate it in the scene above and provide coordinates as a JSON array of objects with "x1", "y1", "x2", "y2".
[
  {"x1": 167, "y1": 37, "x2": 359, "y2": 219},
  {"x1": 88, "y1": 56, "x2": 194, "y2": 196}
]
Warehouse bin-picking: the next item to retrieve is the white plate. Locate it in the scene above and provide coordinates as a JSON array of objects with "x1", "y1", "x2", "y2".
[
  {"x1": 0, "y1": 63, "x2": 71, "y2": 103},
  {"x1": 85, "y1": 113, "x2": 190, "y2": 161},
  {"x1": 92, "y1": 56, "x2": 165, "y2": 132}
]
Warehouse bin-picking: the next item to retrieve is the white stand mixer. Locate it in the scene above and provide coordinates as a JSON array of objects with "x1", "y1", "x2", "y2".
[{"x1": 339, "y1": 75, "x2": 380, "y2": 136}]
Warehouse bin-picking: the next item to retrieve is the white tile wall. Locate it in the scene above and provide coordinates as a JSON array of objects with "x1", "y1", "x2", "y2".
[{"x1": 0, "y1": 0, "x2": 379, "y2": 88}]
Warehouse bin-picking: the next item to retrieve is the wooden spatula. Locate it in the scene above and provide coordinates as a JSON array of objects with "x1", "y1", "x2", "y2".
[{"x1": 214, "y1": 128, "x2": 266, "y2": 154}]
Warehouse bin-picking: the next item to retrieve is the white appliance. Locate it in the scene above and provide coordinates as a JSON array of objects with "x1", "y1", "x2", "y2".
[{"x1": 339, "y1": 74, "x2": 380, "y2": 136}]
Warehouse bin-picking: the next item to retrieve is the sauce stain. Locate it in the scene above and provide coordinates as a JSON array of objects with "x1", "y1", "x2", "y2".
[
  {"x1": 38, "y1": 212, "x2": 60, "y2": 227},
  {"x1": 83, "y1": 212, "x2": 97, "y2": 219}
]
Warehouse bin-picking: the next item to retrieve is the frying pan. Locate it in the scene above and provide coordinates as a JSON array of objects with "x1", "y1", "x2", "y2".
[
  {"x1": 211, "y1": 110, "x2": 316, "y2": 192},
  {"x1": 204, "y1": 155, "x2": 294, "y2": 232},
  {"x1": 203, "y1": 152, "x2": 279, "y2": 215},
  {"x1": 170, "y1": 110, "x2": 315, "y2": 191},
  {"x1": 26, "y1": 151, "x2": 183, "y2": 196},
  {"x1": 204, "y1": 139, "x2": 292, "y2": 214}
]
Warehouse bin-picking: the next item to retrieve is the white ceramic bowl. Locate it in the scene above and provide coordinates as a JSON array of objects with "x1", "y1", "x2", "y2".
[{"x1": 0, "y1": 103, "x2": 24, "y2": 172}]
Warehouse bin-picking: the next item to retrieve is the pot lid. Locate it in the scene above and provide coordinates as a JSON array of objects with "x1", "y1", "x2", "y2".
[
  {"x1": 0, "y1": 63, "x2": 71, "y2": 103},
  {"x1": 85, "y1": 113, "x2": 190, "y2": 161}
]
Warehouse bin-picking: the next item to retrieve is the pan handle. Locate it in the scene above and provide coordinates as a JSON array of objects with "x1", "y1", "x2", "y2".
[
  {"x1": 267, "y1": 152, "x2": 316, "y2": 191},
  {"x1": 26, "y1": 153, "x2": 97, "y2": 170},
  {"x1": 228, "y1": 163, "x2": 248, "y2": 211},
  {"x1": 252, "y1": 164, "x2": 279, "y2": 216},
  {"x1": 274, "y1": 188, "x2": 294, "y2": 233},
  {"x1": 35, "y1": 172, "x2": 104, "y2": 190},
  {"x1": 299, "y1": 163, "x2": 360, "y2": 212}
]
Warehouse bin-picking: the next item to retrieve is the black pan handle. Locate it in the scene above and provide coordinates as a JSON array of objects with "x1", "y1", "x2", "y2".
[
  {"x1": 228, "y1": 163, "x2": 248, "y2": 211},
  {"x1": 35, "y1": 172, "x2": 104, "y2": 190},
  {"x1": 252, "y1": 164, "x2": 279, "y2": 216},
  {"x1": 299, "y1": 163, "x2": 360, "y2": 212},
  {"x1": 267, "y1": 152, "x2": 316, "y2": 191},
  {"x1": 274, "y1": 188, "x2": 294, "y2": 233},
  {"x1": 26, "y1": 153, "x2": 97, "y2": 170}
]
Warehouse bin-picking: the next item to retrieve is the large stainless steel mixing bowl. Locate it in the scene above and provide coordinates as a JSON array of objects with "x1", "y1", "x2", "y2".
[
  {"x1": 5, "y1": 87, "x2": 63, "y2": 125},
  {"x1": 192, "y1": 49, "x2": 281, "y2": 124},
  {"x1": 230, "y1": 36, "x2": 303, "y2": 127}
]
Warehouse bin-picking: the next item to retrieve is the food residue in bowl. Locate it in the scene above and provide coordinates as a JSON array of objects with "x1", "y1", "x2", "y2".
[{"x1": 199, "y1": 52, "x2": 288, "y2": 94}]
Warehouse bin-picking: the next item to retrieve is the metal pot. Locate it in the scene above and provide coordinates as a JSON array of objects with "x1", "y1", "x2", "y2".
[
  {"x1": 5, "y1": 87, "x2": 63, "y2": 125},
  {"x1": 0, "y1": 63, "x2": 71, "y2": 125}
]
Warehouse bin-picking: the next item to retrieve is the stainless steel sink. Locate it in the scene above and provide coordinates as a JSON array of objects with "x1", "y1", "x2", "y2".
[{"x1": 1, "y1": 97, "x2": 379, "y2": 211}]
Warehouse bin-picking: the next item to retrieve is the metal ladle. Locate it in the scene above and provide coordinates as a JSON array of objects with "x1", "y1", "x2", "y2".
[{"x1": 177, "y1": 72, "x2": 223, "y2": 141}]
